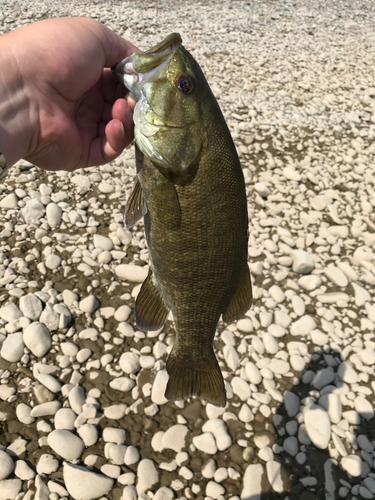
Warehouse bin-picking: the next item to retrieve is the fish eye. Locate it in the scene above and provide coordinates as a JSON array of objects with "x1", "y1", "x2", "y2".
[{"x1": 177, "y1": 75, "x2": 193, "y2": 94}]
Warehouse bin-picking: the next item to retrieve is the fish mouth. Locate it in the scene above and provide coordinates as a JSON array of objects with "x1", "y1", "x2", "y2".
[{"x1": 113, "y1": 33, "x2": 182, "y2": 97}]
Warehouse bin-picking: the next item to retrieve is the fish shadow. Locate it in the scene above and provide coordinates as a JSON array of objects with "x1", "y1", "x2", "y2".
[{"x1": 241, "y1": 348, "x2": 375, "y2": 500}]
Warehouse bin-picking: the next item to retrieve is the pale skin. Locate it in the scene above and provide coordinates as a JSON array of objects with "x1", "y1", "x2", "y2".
[{"x1": 0, "y1": 17, "x2": 138, "y2": 171}]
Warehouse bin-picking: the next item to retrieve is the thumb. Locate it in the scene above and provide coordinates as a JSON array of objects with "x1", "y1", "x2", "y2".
[{"x1": 98, "y1": 22, "x2": 139, "y2": 68}]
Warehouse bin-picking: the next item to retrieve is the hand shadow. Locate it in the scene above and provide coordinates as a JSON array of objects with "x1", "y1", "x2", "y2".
[{"x1": 241, "y1": 348, "x2": 375, "y2": 499}]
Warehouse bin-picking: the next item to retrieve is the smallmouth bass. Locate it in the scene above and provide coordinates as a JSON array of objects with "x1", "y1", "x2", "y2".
[{"x1": 114, "y1": 33, "x2": 252, "y2": 407}]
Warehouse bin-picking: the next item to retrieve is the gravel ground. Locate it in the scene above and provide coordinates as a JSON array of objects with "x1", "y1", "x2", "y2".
[{"x1": 1, "y1": 0, "x2": 375, "y2": 499}]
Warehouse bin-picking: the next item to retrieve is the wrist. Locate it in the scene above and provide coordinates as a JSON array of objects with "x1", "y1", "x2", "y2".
[{"x1": 0, "y1": 33, "x2": 35, "y2": 167}]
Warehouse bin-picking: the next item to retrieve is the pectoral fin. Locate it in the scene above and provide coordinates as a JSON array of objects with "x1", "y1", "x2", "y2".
[
  {"x1": 149, "y1": 171, "x2": 181, "y2": 230},
  {"x1": 124, "y1": 176, "x2": 147, "y2": 229},
  {"x1": 135, "y1": 270, "x2": 169, "y2": 331},
  {"x1": 222, "y1": 264, "x2": 252, "y2": 323}
]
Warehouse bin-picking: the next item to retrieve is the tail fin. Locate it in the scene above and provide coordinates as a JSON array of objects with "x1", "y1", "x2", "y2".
[{"x1": 165, "y1": 349, "x2": 226, "y2": 407}]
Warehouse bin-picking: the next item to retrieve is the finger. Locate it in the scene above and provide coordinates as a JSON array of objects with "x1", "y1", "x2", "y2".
[
  {"x1": 101, "y1": 102, "x2": 114, "y2": 124},
  {"x1": 102, "y1": 68, "x2": 123, "y2": 103},
  {"x1": 112, "y1": 98, "x2": 134, "y2": 144}
]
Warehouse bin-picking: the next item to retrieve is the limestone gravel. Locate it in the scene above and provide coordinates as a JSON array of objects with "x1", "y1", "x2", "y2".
[{"x1": 1, "y1": 0, "x2": 375, "y2": 499}]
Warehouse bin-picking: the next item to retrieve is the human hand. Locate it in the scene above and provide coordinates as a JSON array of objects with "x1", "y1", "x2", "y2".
[{"x1": 0, "y1": 17, "x2": 138, "y2": 171}]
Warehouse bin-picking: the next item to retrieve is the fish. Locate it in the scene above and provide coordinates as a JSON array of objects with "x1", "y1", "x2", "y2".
[{"x1": 113, "y1": 33, "x2": 252, "y2": 407}]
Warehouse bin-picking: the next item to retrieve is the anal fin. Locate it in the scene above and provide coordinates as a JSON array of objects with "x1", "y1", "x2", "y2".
[
  {"x1": 124, "y1": 176, "x2": 147, "y2": 229},
  {"x1": 135, "y1": 270, "x2": 169, "y2": 331},
  {"x1": 222, "y1": 264, "x2": 252, "y2": 323}
]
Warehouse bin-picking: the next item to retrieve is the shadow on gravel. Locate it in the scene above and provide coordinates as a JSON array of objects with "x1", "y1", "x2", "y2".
[{"x1": 243, "y1": 348, "x2": 375, "y2": 500}]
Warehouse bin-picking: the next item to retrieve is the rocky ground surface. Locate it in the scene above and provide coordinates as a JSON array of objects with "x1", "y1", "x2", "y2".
[{"x1": 1, "y1": 0, "x2": 375, "y2": 499}]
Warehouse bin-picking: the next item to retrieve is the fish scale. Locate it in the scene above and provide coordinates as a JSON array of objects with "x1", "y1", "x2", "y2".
[{"x1": 114, "y1": 33, "x2": 252, "y2": 406}]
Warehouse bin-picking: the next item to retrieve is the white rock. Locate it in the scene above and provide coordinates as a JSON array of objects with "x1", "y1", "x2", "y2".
[
  {"x1": 311, "y1": 368, "x2": 335, "y2": 390},
  {"x1": 245, "y1": 362, "x2": 262, "y2": 385},
  {"x1": 115, "y1": 264, "x2": 148, "y2": 282},
  {"x1": 311, "y1": 329, "x2": 329, "y2": 346},
  {"x1": 14, "y1": 460, "x2": 35, "y2": 480},
  {"x1": 358, "y1": 348, "x2": 375, "y2": 365},
  {"x1": 254, "y1": 182, "x2": 270, "y2": 197},
  {"x1": 192, "y1": 432, "x2": 217, "y2": 454},
  {"x1": 23, "y1": 322, "x2": 51, "y2": 357},
  {"x1": 162, "y1": 425, "x2": 188, "y2": 453},
  {"x1": 318, "y1": 393, "x2": 342, "y2": 424},
  {"x1": 46, "y1": 203, "x2": 62, "y2": 227},
  {"x1": 290, "y1": 315, "x2": 317, "y2": 336},
  {"x1": 304, "y1": 404, "x2": 331, "y2": 449},
  {"x1": 324, "y1": 265, "x2": 348, "y2": 287},
  {"x1": 77, "y1": 424, "x2": 98, "y2": 447},
  {"x1": 22, "y1": 199, "x2": 45, "y2": 224},
  {"x1": 103, "y1": 428, "x2": 126, "y2": 445},
  {"x1": 352, "y1": 282, "x2": 371, "y2": 306},
  {"x1": 202, "y1": 419, "x2": 232, "y2": 451},
  {"x1": 237, "y1": 318, "x2": 253, "y2": 333},
  {"x1": 62, "y1": 290, "x2": 79, "y2": 307},
  {"x1": 269, "y1": 285, "x2": 285, "y2": 303},
  {"x1": 19, "y1": 294, "x2": 43, "y2": 320},
  {"x1": 0, "y1": 193, "x2": 18, "y2": 209},
  {"x1": 16, "y1": 403, "x2": 35, "y2": 425},
  {"x1": 93, "y1": 234, "x2": 113, "y2": 251},
  {"x1": 136, "y1": 459, "x2": 159, "y2": 495},
  {"x1": 266, "y1": 461, "x2": 285, "y2": 493},
  {"x1": 241, "y1": 464, "x2": 263, "y2": 500},
  {"x1": 114, "y1": 305, "x2": 131, "y2": 322},
  {"x1": 231, "y1": 377, "x2": 251, "y2": 400},
  {"x1": 337, "y1": 361, "x2": 358, "y2": 384},
  {"x1": 55, "y1": 408, "x2": 77, "y2": 430},
  {"x1": 0, "y1": 450, "x2": 14, "y2": 480},
  {"x1": 119, "y1": 352, "x2": 140, "y2": 374},
  {"x1": 290, "y1": 355, "x2": 305, "y2": 372},
  {"x1": 154, "y1": 487, "x2": 175, "y2": 500},
  {"x1": 340, "y1": 455, "x2": 362, "y2": 477},
  {"x1": 37, "y1": 454, "x2": 59, "y2": 475},
  {"x1": 71, "y1": 174, "x2": 91, "y2": 188},
  {"x1": 283, "y1": 436, "x2": 298, "y2": 456},
  {"x1": 206, "y1": 480, "x2": 225, "y2": 499},
  {"x1": 298, "y1": 275, "x2": 321, "y2": 291},
  {"x1": 284, "y1": 391, "x2": 300, "y2": 417},
  {"x1": 47, "y1": 430, "x2": 85, "y2": 461},
  {"x1": 36, "y1": 373, "x2": 61, "y2": 393},
  {"x1": 68, "y1": 386, "x2": 86, "y2": 415},
  {"x1": 39, "y1": 303, "x2": 60, "y2": 331},
  {"x1": 109, "y1": 377, "x2": 135, "y2": 392},
  {"x1": 30, "y1": 401, "x2": 61, "y2": 417},
  {"x1": 262, "y1": 332, "x2": 278, "y2": 354},
  {"x1": 79, "y1": 296, "x2": 100, "y2": 314},
  {"x1": 151, "y1": 370, "x2": 169, "y2": 405},
  {"x1": 269, "y1": 359, "x2": 290, "y2": 375},
  {"x1": 291, "y1": 250, "x2": 314, "y2": 274},
  {"x1": 0, "y1": 479, "x2": 22, "y2": 500},
  {"x1": 124, "y1": 446, "x2": 140, "y2": 466},
  {"x1": 1, "y1": 332, "x2": 24, "y2": 362},
  {"x1": 116, "y1": 226, "x2": 132, "y2": 246},
  {"x1": 122, "y1": 485, "x2": 137, "y2": 500},
  {"x1": 63, "y1": 462, "x2": 114, "y2": 500},
  {"x1": 0, "y1": 303, "x2": 22, "y2": 323},
  {"x1": 283, "y1": 167, "x2": 301, "y2": 181},
  {"x1": 223, "y1": 345, "x2": 239, "y2": 370},
  {"x1": 354, "y1": 396, "x2": 374, "y2": 419},
  {"x1": 45, "y1": 254, "x2": 62, "y2": 270}
]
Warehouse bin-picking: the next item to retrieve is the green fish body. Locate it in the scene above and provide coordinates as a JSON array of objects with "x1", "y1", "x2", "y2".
[{"x1": 114, "y1": 33, "x2": 252, "y2": 407}]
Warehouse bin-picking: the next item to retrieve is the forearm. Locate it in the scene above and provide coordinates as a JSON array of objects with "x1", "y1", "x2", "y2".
[{"x1": 0, "y1": 33, "x2": 34, "y2": 167}]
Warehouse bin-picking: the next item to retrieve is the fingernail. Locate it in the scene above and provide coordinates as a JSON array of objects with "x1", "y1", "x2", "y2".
[
  {"x1": 125, "y1": 105, "x2": 133, "y2": 122},
  {"x1": 119, "y1": 123, "x2": 125, "y2": 138}
]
